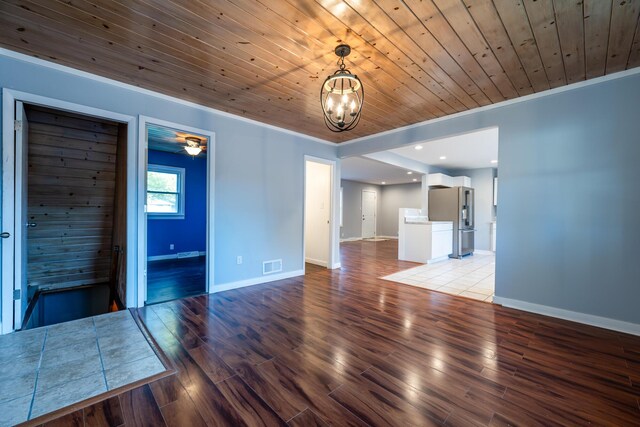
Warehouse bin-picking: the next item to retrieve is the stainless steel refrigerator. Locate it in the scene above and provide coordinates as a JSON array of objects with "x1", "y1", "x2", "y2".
[{"x1": 428, "y1": 186, "x2": 475, "y2": 258}]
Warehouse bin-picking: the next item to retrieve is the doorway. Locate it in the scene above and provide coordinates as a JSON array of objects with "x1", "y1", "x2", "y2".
[
  {"x1": 304, "y1": 159, "x2": 333, "y2": 268},
  {"x1": 361, "y1": 189, "x2": 377, "y2": 239},
  {"x1": 141, "y1": 121, "x2": 214, "y2": 305},
  {"x1": 3, "y1": 103, "x2": 128, "y2": 330}
]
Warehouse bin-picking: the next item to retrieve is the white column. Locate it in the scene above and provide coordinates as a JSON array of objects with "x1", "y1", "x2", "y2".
[{"x1": 421, "y1": 170, "x2": 430, "y2": 218}]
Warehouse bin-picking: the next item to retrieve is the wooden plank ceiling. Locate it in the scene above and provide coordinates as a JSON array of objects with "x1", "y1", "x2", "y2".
[{"x1": 1, "y1": 0, "x2": 639, "y2": 143}]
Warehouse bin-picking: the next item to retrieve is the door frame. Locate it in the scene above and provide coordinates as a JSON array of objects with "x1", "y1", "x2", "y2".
[
  {"x1": 1, "y1": 89, "x2": 137, "y2": 334},
  {"x1": 137, "y1": 116, "x2": 215, "y2": 306},
  {"x1": 361, "y1": 189, "x2": 377, "y2": 238},
  {"x1": 302, "y1": 155, "x2": 340, "y2": 271}
]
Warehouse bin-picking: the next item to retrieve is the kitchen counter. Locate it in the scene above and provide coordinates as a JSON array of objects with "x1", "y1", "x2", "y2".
[{"x1": 398, "y1": 209, "x2": 453, "y2": 264}]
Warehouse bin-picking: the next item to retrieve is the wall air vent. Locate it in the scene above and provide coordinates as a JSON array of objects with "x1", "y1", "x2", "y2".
[{"x1": 263, "y1": 259, "x2": 283, "y2": 275}]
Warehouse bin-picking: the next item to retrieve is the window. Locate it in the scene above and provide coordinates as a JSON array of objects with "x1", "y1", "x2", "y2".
[{"x1": 147, "y1": 164, "x2": 185, "y2": 219}]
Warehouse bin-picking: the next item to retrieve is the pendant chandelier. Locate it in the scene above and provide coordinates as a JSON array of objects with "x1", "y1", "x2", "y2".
[
  {"x1": 184, "y1": 136, "x2": 202, "y2": 156},
  {"x1": 320, "y1": 44, "x2": 364, "y2": 132}
]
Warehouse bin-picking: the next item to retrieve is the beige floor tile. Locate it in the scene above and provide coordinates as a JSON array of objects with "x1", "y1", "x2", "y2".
[
  {"x1": 469, "y1": 286, "x2": 494, "y2": 296},
  {"x1": 0, "y1": 328, "x2": 46, "y2": 350},
  {"x1": 40, "y1": 338, "x2": 100, "y2": 369},
  {"x1": 100, "y1": 340, "x2": 156, "y2": 371},
  {"x1": 37, "y1": 354, "x2": 103, "y2": 393},
  {"x1": 31, "y1": 372, "x2": 107, "y2": 420},
  {"x1": 0, "y1": 370, "x2": 37, "y2": 404},
  {"x1": 441, "y1": 281, "x2": 472, "y2": 291},
  {"x1": 0, "y1": 352, "x2": 40, "y2": 379},
  {"x1": 0, "y1": 334, "x2": 45, "y2": 364},
  {"x1": 0, "y1": 393, "x2": 33, "y2": 426},
  {"x1": 46, "y1": 317, "x2": 95, "y2": 337},
  {"x1": 44, "y1": 326, "x2": 96, "y2": 351},
  {"x1": 436, "y1": 286, "x2": 464, "y2": 295},
  {"x1": 104, "y1": 355, "x2": 165, "y2": 390},
  {"x1": 459, "y1": 291, "x2": 489, "y2": 301}
]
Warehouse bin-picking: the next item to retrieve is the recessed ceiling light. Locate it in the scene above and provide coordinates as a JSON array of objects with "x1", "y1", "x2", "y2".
[
  {"x1": 381, "y1": 181, "x2": 386, "y2": 185},
  {"x1": 491, "y1": 159, "x2": 498, "y2": 164},
  {"x1": 439, "y1": 156, "x2": 447, "y2": 160},
  {"x1": 414, "y1": 145, "x2": 423, "y2": 150},
  {"x1": 407, "y1": 171, "x2": 413, "y2": 175},
  {"x1": 412, "y1": 178, "x2": 418, "y2": 182}
]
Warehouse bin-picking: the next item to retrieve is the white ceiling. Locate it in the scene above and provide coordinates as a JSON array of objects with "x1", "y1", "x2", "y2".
[
  {"x1": 341, "y1": 157, "x2": 422, "y2": 186},
  {"x1": 389, "y1": 127, "x2": 499, "y2": 170},
  {"x1": 341, "y1": 127, "x2": 498, "y2": 185}
]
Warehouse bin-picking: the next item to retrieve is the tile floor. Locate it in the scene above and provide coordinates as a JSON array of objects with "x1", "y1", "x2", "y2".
[
  {"x1": 383, "y1": 252, "x2": 495, "y2": 302},
  {"x1": 0, "y1": 310, "x2": 166, "y2": 426}
]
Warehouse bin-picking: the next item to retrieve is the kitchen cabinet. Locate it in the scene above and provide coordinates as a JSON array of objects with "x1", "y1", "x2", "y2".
[
  {"x1": 428, "y1": 173, "x2": 471, "y2": 188},
  {"x1": 398, "y1": 208, "x2": 453, "y2": 263}
]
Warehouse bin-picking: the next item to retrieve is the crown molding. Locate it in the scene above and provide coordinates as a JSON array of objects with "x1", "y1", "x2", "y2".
[
  {"x1": 0, "y1": 48, "x2": 335, "y2": 146},
  {"x1": 340, "y1": 66, "x2": 640, "y2": 147}
]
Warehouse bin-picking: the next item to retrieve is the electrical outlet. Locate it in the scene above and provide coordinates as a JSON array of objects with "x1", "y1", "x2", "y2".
[
  {"x1": 236, "y1": 256, "x2": 243, "y2": 265},
  {"x1": 169, "y1": 244, "x2": 174, "y2": 250}
]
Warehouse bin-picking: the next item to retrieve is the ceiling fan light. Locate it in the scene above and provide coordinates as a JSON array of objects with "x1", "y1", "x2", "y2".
[
  {"x1": 184, "y1": 136, "x2": 202, "y2": 156},
  {"x1": 184, "y1": 146, "x2": 202, "y2": 156}
]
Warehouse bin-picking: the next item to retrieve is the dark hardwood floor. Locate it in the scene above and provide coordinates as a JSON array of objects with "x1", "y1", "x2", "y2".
[
  {"x1": 31, "y1": 240, "x2": 640, "y2": 426},
  {"x1": 146, "y1": 256, "x2": 207, "y2": 305}
]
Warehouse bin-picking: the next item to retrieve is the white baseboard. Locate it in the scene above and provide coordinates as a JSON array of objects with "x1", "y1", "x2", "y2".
[
  {"x1": 330, "y1": 262, "x2": 341, "y2": 269},
  {"x1": 148, "y1": 251, "x2": 206, "y2": 261},
  {"x1": 212, "y1": 269, "x2": 304, "y2": 293},
  {"x1": 340, "y1": 236, "x2": 398, "y2": 242},
  {"x1": 493, "y1": 296, "x2": 640, "y2": 336},
  {"x1": 474, "y1": 249, "x2": 494, "y2": 255},
  {"x1": 305, "y1": 257, "x2": 328, "y2": 267}
]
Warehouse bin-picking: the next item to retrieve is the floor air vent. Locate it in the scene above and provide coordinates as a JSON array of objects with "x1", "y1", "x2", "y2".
[{"x1": 263, "y1": 259, "x2": 282, "y2": 275}]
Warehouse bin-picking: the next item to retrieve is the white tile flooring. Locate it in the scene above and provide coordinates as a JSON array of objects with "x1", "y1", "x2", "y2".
[{"x1": 383, "y1": 253, "x2": 495, "y2": 302}]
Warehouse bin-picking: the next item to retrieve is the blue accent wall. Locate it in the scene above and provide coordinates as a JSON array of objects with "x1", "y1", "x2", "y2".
[{"x1": 147, "y1": 150, "x2": 207, "y2": 257}]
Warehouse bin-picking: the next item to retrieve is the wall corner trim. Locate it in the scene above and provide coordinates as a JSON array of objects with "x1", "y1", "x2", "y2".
[
  {"x1": 493, "y1": 296, "x2": 640, "y2": 336},
  {"x1": 212, "y1": 269, "x2": 304, "y2": 293}
]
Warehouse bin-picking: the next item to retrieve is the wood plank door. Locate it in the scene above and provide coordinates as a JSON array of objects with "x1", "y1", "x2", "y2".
[{"x1": 361, "y1": 190, "x2": 376, "y2": 239}]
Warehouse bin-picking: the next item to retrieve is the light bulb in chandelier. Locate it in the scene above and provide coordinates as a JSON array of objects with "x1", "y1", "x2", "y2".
[{"x1": 326, "y1": 97, "x2": 334, "y2": 114}]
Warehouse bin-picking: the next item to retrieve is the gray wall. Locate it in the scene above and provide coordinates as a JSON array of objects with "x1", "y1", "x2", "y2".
[
  {"x1": 379, "y1": 183, "x2": 422, "y2": 237},
  {"x1": 340, "y1": 180, "x2": 381, "y2": 239},
  {"x1": 449, "y1": 168, "x2": 496, "y2": 250},
  {"x1": 340, "y1": 72, "x2": 640, "y2": 325},
  {"x1": 0, "y1": 52, "x2": 337, "y2": 302}
]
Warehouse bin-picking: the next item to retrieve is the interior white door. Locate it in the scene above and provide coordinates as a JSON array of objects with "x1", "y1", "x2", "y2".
[
  {"x1": 361, "y1": 190, "x2": 376, "y2": 238},
  {"x1": 14, "y1": 101, "x2": 29, "y2": 329},
  {"x1": 304, "y1": 160, "x2": 331, "y2": 267}
]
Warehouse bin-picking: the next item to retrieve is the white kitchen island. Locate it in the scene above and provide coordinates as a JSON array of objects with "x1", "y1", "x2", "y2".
[{"x1": 398, "y1": 208, "x2": 453, "y2": 264}]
